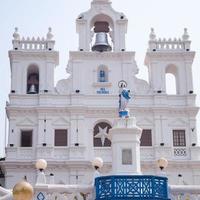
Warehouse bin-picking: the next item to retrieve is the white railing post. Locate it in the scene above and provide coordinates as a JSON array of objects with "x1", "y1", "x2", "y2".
[{"x1": 169, "y1": 185, "x2": 200, "y2": 200}]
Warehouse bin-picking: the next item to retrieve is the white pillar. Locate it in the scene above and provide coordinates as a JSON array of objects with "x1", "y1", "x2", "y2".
[
  {"x1": 49, "y1": 173, "x2": 55, "y2": 184},
  {"x1": 36, "y1": 171, "x2": 46, "y2": 184},
  {"x1": 108, "y1": 117, "x2": 142, "y2": 175}
]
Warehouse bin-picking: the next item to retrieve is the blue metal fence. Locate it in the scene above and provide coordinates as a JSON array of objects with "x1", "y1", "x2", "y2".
[{"x1": 95, "y1": 175, "x2": 170, "y2": 200}]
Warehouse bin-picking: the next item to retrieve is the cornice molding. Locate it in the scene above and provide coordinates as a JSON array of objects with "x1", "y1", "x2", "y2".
[
  {"x1": 1, "y1": 160, "x2": 92, "y2": 170},
  {"x1": 145, "y1": 51, "x2": 195, "y2": 65},
  {"x1": 6, "y1": 105, "x2": 199, "y2": 116},
  {"x1": 9, "y1": 50, "x2": 59, "y2": 65},
  {"x1": 69, "y1": 51, "x2": 135, "y2": 61}
]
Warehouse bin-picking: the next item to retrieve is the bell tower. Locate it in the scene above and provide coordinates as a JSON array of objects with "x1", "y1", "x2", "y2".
[
  {"x1": 145, "y1": 28, "x2": 194, "y2": 95},
  {"x1": 76, "y1": 0, "x2": 127, "y2": 52},
  {"x1": 9, "y1": 27, "x2": 59, "y2": 95},
  {"x1": 70, "y1": 0, "x2": 139, "y2": 95}
]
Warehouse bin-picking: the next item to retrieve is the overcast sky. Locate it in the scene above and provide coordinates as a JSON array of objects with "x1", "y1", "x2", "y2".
[{"x1": 1, "y1": 0, "x2": 200, "y2": 157}]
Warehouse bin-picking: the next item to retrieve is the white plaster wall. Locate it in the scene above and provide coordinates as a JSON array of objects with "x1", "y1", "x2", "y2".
[{"x1": 4, "y1": 0, "x2": 199, "y2": 188}]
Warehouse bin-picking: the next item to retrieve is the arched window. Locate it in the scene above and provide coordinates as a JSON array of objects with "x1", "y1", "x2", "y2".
[
  {"x1": 165, "y1": 65, "x2": 178, "y2": 94},
  {"x1": 93, "y1": 122, "x2": 111, "y2": 147},
  {"x1": 27, "y1": 64, "x2": 39, "y2": 94},
  {"x1": 97, "y1": 65, "x2": 108, "y2": 82}
]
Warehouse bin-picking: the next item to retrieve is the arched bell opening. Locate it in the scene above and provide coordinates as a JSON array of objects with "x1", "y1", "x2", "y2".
[
  {"x1": 90, "y1": 14, "x2": 114, "y2": 52},
  {"x1": 165, "y1": 64, "x2": 179, "y2": 95},
  {"x1": 26, "y1": 64, "x2": 39, "y2": 94}
]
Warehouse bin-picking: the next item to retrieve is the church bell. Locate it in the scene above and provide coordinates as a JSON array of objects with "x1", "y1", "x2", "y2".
[
  {"x1": 92, "y1": 32, "x2": 112, "y2": 52},
  {"x1": 28, "y1": 84, "x2": 37, "y2": 94}
]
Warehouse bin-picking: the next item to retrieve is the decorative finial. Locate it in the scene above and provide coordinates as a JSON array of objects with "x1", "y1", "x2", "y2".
[
  {"x1": 47, "y1": 27, "x2": 53, "y2": 40},
  {"x1": 118, "y1": 80, "x2": 131, "y2": 118},
  {"x1": 149, "y1": 28, "x2": 156, "y2": 41},
  {"x1": 13, "y1": 27, "x2": 20, "y2": 40},
  {"x1": 182, "y1": 28, "x2": 189, "y2": 41},
  {"x1": 13, "y1": 180, "x2": 34, "y2": 200}
]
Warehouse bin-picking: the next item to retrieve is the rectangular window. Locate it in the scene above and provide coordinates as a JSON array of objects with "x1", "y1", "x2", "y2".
[
  {"x1": 21, "y1": 130, "x2": 32, "y2": 147},
  {"x1": 140, "y1": 129, "x2": 152, "y2": 146},
  {"x1": 55, "y1": 129, "x2": 68, "y2": 146},
  {"x1": 122, "y1": 149, "x2": 132, "y2": 165},
  {"x1": 173, "y1": 130, "x2": 186, "y2": 146}
]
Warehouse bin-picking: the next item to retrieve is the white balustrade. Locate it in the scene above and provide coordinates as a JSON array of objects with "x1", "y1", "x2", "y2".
[
  {"x1": 6, "y1": 146, "x2": 87, "y2": 160},
  {"x1": 169, "y1": 185, "x2": 200, "y2": 200},
  {"x1": 13, "y1": 37, "x2": 55, "y2": 51},
  {"x1": 18, "y1": 147, "x2": 34, "y2": 159},
  {"x1": 12, "y1": 27, "x2": 55, "y2": 51},
  {"x1": 149, "y1": 38, "x2": 190, "y2": 51},
  {"x1": 0, "y1": 184, "x2": 94, "y2": 200},
  {"x1": 6, "y1": 147, "x2": 34, "y2": 160},
  {"x1": 2, "y1": 184, "x2": 200, "y2": 200},
  {"x1": 34, "y1": 184, "x2": 94, "y2": 200},
  {"x1": 173, "y1": 147, "x2": 188, "y2": 159},
  {"x1": 54, "y1": 147, "x2": 69, "y2": 159},
  {"x1": 148, "y1": 28, "x2": 191, "y2": 52},
  {"x1": 140, "y1": 147, "x2": 154, "y2": 160}
]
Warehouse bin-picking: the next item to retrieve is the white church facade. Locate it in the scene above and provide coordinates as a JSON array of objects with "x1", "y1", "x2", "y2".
[{"x1": 1, "y1": 0, "x2": 200, "y2": 189}]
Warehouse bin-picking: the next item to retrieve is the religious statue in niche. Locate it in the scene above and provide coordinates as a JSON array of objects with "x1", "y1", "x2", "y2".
[
  {"x1": 118, "y1": 80, "x2": 131, "y2": 118},
  {"x1": 99, "y1": 70, "x2": 106, "y2": 82}
]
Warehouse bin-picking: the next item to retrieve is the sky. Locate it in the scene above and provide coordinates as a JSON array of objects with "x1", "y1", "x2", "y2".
[{"x1": 1, "y1": 0, "x2": 200, "y2": 157}]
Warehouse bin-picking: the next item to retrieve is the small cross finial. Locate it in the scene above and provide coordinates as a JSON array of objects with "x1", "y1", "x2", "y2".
[
  {"x1": 47, "y1": 27, "x2": 53, "y2": 40},
  {"x1": 13, "y1": 27, "x2": 20, "y2": 40},
  {"x1": 149, "y1": 28, "x2": 156, "y2": 41},
  {"x1": 182, "y1": 28, "x2": 189, "y2": 41}
]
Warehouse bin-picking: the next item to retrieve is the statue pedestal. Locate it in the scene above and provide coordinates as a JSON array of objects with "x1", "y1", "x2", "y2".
[{"x1": 108, "y1": 117, "x2": 142, "y2": 175}]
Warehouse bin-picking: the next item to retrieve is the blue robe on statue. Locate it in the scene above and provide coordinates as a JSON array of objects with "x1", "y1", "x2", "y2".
[{"x1": 119, "y1": 88, "x2": 131, "y2": 117}]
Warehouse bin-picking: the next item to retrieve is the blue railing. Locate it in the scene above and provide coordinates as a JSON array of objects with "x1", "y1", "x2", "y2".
[{"x1": 95, "y1": 175, "x2": 170, "y2": 200}]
